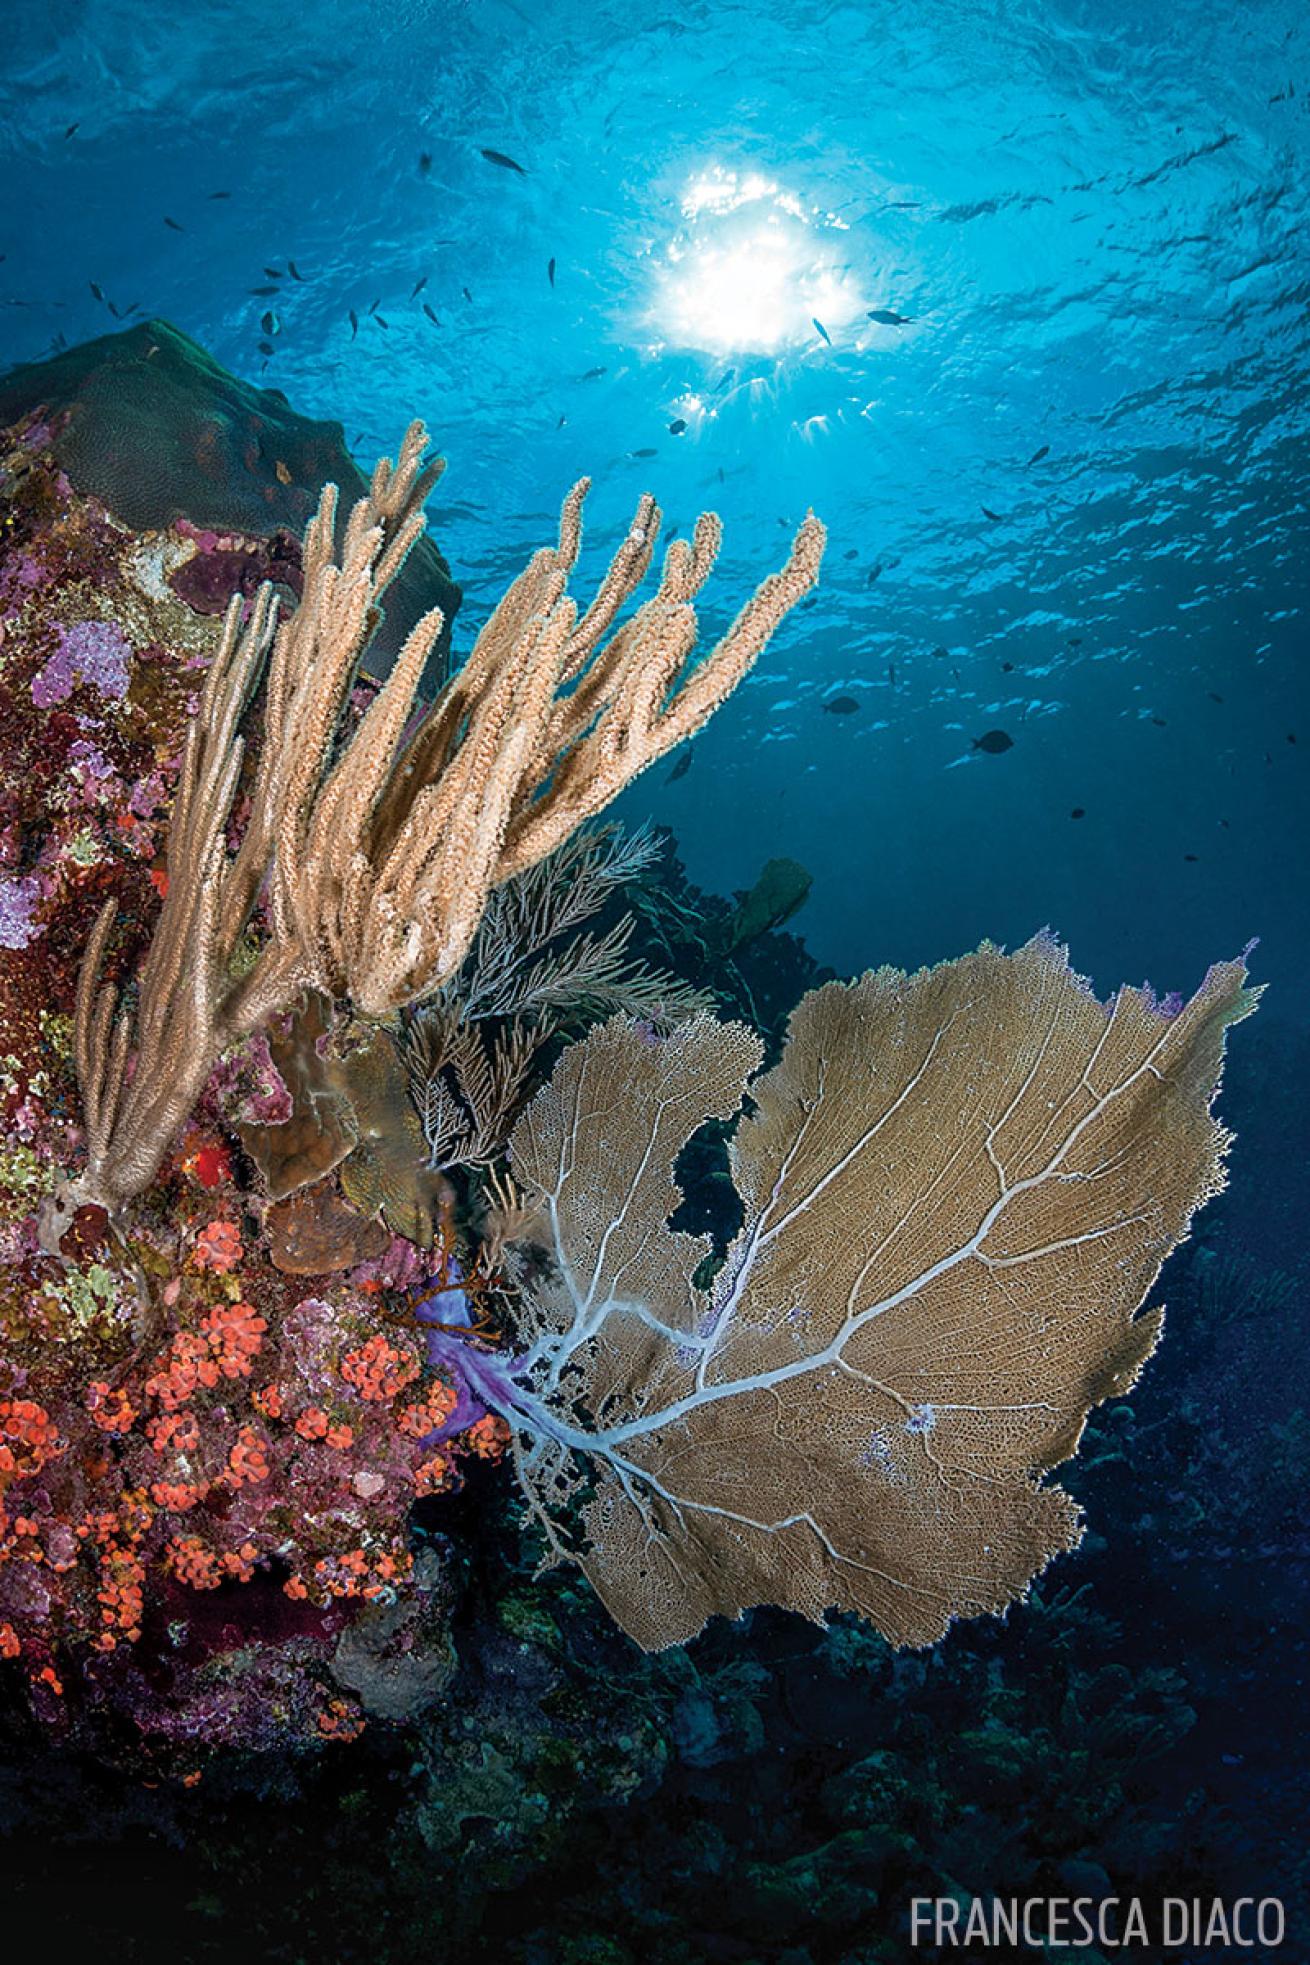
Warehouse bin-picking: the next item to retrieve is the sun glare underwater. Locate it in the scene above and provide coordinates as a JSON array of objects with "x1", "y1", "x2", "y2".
[{"x1": 649, "y1": 167, "x2": 868, "y2": 357}]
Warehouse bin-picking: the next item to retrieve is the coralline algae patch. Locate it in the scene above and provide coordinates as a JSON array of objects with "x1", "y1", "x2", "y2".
[{"x1": 0, "y1": 415, "x2": 499, "y2": 1757}]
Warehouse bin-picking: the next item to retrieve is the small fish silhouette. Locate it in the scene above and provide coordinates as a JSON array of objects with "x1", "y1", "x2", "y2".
[
  {"x1": 89, "y1": 281, "x2": 105, "y2": 303},
  {"x1": 972, "y1": 729, "x2": 1013, "y2": 754},
  {"x1": 257, "y1": 340, "x2": 274, "y2": 356},
  {"x1": 208, "y1": 190, "x2": 231, "y2": 199},
  {"x1": 261, "y1": 311, "x2": 280, "y2": 336},
  {"x1": 714, "y1": 370, "x2": 735, "y2": 392},
  {"x1": 64, "y1": 122, "x2": 80, "y2": 140},
  {"x1": 423, "y1": 303, "x2": 441, "y2": 326},
  {"x1": 668, "y1": 418, "x2": 687, "y2": 435},
  {"x1": 630, "y1": 447, "x2": 657, "y2": 459},
  {"x1": 843, "y1": 548, "x2": 858, "y2": 560},
  {"x1": 1025, "y1": 444, "x2": 1050, "y2": 466},
  {"x1": 867, "y1": 308, "x2": 913, "y2": 325},
  {"x1": 580, "y1": 365, "x2": 606, "y2": 381},
  {"x1": 462, "y1": 286, "x2": 473, "y2": 303},
  {"x1": 349, "y1": 309, "x2": 359, "y2": 337},
  {"x1": 263, "y1": 266, "x2": 283, "y2": 279},
  {"x1": 666, "y1": 746, "x2": 695, "y2": 784},
  {"x1": 812, "y1": 316, "x2": 832, "y2": 345},
  {"x1": 547, "y1": 257, "x2": 556, "y2": 288},
  {"x1": 288, "y1": 261, "x2": 306, "y2": 280},
  {"x1": 481, "y1": 147, "x2": 527, "y2": 174},
  {"x1": 981, "y1": 506, "x2": 1004, "y2": 522},
  {"x1": 163, "y1": 215, "x2": 184, "y2": 232},
  {"x1": 375, "y1": 315, "x2": 390, "y2": 330},
  {"x1": 866, "y1": 564, "x2": 882, "y2": 584},
  {"x1": 419, "y1": 152, "x2": 432, "y2": 176},
  {"x1": 823, "y1": 694, "x2": 861, "y2": 716},
  {"x1": 931, "y1": 645, "x2": 949, "y2": 659},
  {"x1": 411, "y1": 276, "x2": 427, "y2": 298},
  {"x1": 1070, "y1": 807, "x2": 1086, "y2": 819},
  {"x1": 249, "y1": 285, "x2": 279, "y2": 296}
]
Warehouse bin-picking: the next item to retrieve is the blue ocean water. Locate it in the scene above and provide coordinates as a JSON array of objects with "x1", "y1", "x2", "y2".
[
  {"x1": 1, "y1": 8, "x2": 1308, "y2": 1955},
  {"x1": 2, "y1": 0, "x2": 1305, "y2": 1009}
]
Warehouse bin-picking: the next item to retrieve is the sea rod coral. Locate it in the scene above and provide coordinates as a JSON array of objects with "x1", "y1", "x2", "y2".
[{"x1": 60, "y1": 421, "x2": 825, "y2": 1216}]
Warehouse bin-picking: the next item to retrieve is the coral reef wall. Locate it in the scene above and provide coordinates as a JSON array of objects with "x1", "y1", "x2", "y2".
[
  {"x1": 0, "y1": 397, "x2": 494, "y2": 1755},
  {"x1": 0, "y1": 321, "x2": 461, "y2": 683}
]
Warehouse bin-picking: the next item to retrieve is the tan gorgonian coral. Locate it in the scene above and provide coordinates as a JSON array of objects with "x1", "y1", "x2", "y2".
[
  {"x1": 68, "y1": 423, "x2": 825, "y2": 1213},
  {"x1": 463, "y1": 935, "x2": 1256, "y2": 1651},
  {"x1": 399, "y1": 822, "x2": 711, "y2": 1174}
]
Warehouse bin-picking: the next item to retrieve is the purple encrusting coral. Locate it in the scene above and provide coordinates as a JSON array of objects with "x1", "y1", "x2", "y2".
[
  {"x1": 0, "y1": 871, "x2": 42, "y2": 948},
  {"x1": 31, "y1": 618, "x2": 133, "y2": 707},
  {"x1": 205, "y1": 1029, "x2": 294, "y2": 1127},
  {"x1": 0, "y1": 550, "x2": 50, "y2": 610},
  {"x1": 412, "y1": 1267, "x2": 492, "y2": 1442}
]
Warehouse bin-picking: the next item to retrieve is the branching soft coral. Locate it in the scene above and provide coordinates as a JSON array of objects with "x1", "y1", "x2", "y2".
[
  {"x1": 63, "y1": 425, "x2": 824, "y2": 1216},
  {"x1": 399, "y1": 822, "x2": 711, "y2": 1174}
]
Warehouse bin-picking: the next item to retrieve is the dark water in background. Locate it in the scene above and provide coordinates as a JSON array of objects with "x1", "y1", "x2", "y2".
[{"x1": 1, "y1": 1, "x2": 1308, "y2": 1956}]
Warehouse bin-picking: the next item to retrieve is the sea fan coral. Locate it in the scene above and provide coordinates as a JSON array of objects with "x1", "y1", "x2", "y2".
[{"x1": 421, "y1": 936, "x2": 1257, "y2": 1651}]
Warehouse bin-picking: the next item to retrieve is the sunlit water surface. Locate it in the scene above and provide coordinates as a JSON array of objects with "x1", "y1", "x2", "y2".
[{"x1": 2, "y1": 0, "x2": 1306, "y2": 1011}]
